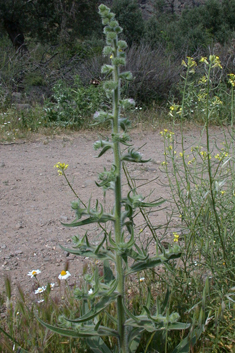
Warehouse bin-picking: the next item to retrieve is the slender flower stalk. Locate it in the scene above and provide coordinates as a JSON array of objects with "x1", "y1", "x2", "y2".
[{"x1": 38, "y1": 5, "x2": 187, "y2": 353}]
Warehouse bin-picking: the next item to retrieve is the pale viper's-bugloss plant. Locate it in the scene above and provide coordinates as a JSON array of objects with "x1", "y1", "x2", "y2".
[
  {"x1": 160, "y1": 55, "x2": 235, "y2": 350},
  {"x1": 36, "y1": 5, "x2": 202, "y2": 353}
]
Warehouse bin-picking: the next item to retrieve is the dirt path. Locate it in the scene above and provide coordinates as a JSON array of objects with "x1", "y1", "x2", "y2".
[{"x1": 0, "y1": 127, "x2": 225, "y2": 299}]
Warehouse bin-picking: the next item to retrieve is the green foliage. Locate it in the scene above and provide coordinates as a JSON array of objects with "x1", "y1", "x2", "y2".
[
  {"x1": 0, "y1": 0, "x2": 102, "y2": 47},
  {"x1": 111, "y1": 0, "x2": 145, "y2": 46},
  {"x1": 160, "y1": 55, "x2": 235, "y2": 352},
  {"x1": 44, "y1": 77, "x2": 110, "y2": 128},
  {"x1": 145, "y1": 0, "x2": 235, "y2": 54},
  {"x1": 39, "y1": 5, "x2": 198, "y2": 353}
]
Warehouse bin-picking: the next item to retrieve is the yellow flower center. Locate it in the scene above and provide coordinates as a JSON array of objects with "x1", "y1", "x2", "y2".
[
  {"x1": 32, "y1": 271, "x2": 37, "y2": 275},
  {"x1": 61, "y1": 270, "x2": 67, "y2": 276}
]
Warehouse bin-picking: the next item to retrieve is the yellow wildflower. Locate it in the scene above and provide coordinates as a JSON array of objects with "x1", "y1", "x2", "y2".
[
  {"x1": 209, "y1": 55, "x2": 222, "y2": 69},
  {"x1": 173, "y1": 232, "x2": 180, "y2": 242},
  {"x1": 228, "y1": 73, "x2": 235, "y2": 87},
  {"x1": 198, "y1": 76, "x2": 207, "y2": 84},
  {"x1": 54, "y1": 162, "x2": 69, "y2": 175},
  {"x1": 188, "y1": 158, "x2": 195, "y2": 165},
  {"x1": 200, "y1": 56, "x2": 209, "y2": 65}
]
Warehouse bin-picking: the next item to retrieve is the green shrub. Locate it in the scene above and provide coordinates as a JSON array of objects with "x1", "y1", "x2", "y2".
[
  {"x1": 111, "y1": 0, "x2": 145, "y2": 46},
  {"x1": 44, "y1": 77, "x2": 110, "y2": 128}
]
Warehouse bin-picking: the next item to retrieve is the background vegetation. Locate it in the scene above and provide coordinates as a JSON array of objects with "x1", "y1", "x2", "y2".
[
  {"x1": 1, "y1": 2, "x2": 235, "y2": 352},
  {"x1": 1, "y1": 0, "x2": 235, "y2": 139}
]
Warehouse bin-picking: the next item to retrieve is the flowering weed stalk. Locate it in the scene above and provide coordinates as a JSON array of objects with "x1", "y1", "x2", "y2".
[{"x1": 37, "y1": 5, "x2": 195, "y2": 353}]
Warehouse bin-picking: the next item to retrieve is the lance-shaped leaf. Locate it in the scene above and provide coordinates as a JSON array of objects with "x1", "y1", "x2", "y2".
[
  {"x1": 119, "y1": 72, "x2": 133, "y2": 81},
  {"x1": 124, "y1": 246, "x2": 149, "y2": 260},
  {"x1": 62, "y1": 213, "x2": 114, "y2": 227},
  {"x1": 96, "y1": 165, "x2": 117, "y2": 188},
  {"x1": 101, "y1": 64, "x2": 114, "y2": 74},
  {"x1": 37, "y1": 317, "x2": 118, "y2": 338},
  {"x1": 125, "y1": 291, "x2": 152, "y2": 353},
  {"x1": 127, "y1": 249, "x2": 181, "y2": 274},
  {"x1": 60, "y1": 233, "x2": 114, "y2": 261},
  {"x1": 128, "y1": 327, "x2": 144, "y2": 353},
  {"x1": 122, "y1": 148, "x2": 150, "y2": 163},
  {"x1": 111, "y1": 132, "x2": 132, "y2": 146},
  {"x1": 94, "y1": 140, "x2": 113, "y2": 158},
  {"x1": 63, "y1": 201, "x2": 115, "y2": 227},
  {"x1": 118, "y1": 118, "x2": 131, "y2": 131},
  {"x1": 94, "y1": 139, "x2": 113, "y2": 151},
  {"x1": 171, "y1": 327, "x2": 203, "y2": 353},
  {"x1": 103, "y1": 80, "x2": 118, "y2": 92},
  {"x1": 123, "y1": 190, "x2": 165, "y2": 209},
  {"x1": 121, "y1": 203, "x2": 134, "y2": 223},
  {"x1": 96, "y1": 145, "x2": 112, "y2": 158},
  {"x1": 125, "y1": 315, "x2": 161, "y2": 333},
  {"x1": 60, "y1": 244, "x2": 115, "y2": 262},
  {"x1": 104, "y1": 259, "x2": 115, "y2": 283},
  {"x1": 86, "y1": 336, "x2": 113, "y2": 353},
  {"x1": 71, "y1": 200, "x2": 88, "y2": 220},
  {"x1": 125, "y1": 311, "x2": 189, "y2": 333},
  {"x1": 65, "y1": 292, "x2": 118, "y2": 324},
  {"x1": 111, "y1": 228, "x2": 135, "y2": 255}
]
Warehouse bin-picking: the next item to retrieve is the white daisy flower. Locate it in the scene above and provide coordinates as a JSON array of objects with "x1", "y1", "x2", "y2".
[
  {"x1": 139, "y1": 277, "x2": 145, "y2": 282},
  {"x1": 50, "y1": 283, "x2": 55, "y2": 289},
  {"x1": 27, "y1": 269, "x2": 41, "y2": 278},
  {"x1": 58, "y1": 270, "x2": 71, "y2": 280},
  {"x1": 88, "y1": 289, "x2": 93, "y2": 295},
  {"x1": 35, "y1": 286, "x2": 46, "y2": 294},
  {"x1": 37, "y1": 299, "x2": 44, "y2": 304}
]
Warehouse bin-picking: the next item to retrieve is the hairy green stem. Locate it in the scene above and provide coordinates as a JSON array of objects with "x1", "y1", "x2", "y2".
[{"x1": 112, "y1": 39, "x2": 126, "y2": 353}]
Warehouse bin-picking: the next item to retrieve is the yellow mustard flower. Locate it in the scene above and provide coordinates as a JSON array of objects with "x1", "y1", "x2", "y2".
[
  {"x1": 198, "y1": 76, "x2": 207, "y2": 84},
  {"x1": 200, "y1": 56, "x2": 209, "y2": 65},
  {"x1": 173, "y1": 232, "x2": 179, "y2": 242},
  {"x1": 54, "y1": 162, "x2": 69, "y2": 175},
  {"x1": 209, "y1": 55, "x2": 222, "y2": 69},
  {"x1": 228, "y1": 73, "x2": 235, "y2": 87}
]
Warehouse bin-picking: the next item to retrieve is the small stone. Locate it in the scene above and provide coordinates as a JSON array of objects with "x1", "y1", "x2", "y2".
[
  {"x1": 16, "y1": 223, "x2": 23, "y2": 230},
  {"x1": 60, "y1": 216, "x2": 68, "y2": 222}
]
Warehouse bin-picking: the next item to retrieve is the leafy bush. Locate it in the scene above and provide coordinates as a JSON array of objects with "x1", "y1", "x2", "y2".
[
  {"x1": 43, "y1": 77, "x2": 110, "y2": 128},
  {"x1": 111, "y1": 0, "x2": 145, "y2": 46}
]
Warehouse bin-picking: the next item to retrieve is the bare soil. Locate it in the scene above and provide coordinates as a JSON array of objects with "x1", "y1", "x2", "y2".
[{"x1": 0, "y1": 126, "x2": 224, "y2": 299}]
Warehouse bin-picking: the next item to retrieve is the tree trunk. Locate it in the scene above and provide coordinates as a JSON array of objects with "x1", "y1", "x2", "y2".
[{"x1": 3, "y1": 18, "x2": 28, "y2": 53}]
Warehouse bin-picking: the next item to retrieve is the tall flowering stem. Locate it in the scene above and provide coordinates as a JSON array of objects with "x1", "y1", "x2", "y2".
[
  {"x1": 110, "y1": 17, "x2": 125, "y2": 352},
  {"x1": 38, "y1": 5, "x2": 188, "y2": 353}
]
